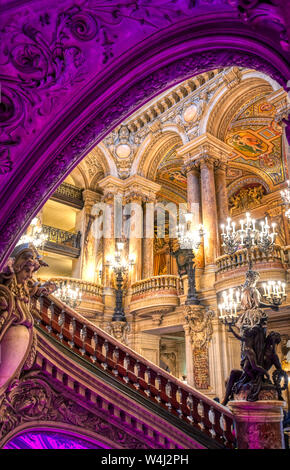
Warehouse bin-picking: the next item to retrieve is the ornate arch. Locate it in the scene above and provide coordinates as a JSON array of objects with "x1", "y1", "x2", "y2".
[
  {"x1": 144, "y1": 134, "x2": 183, "y2": 181},
  {"x1": 227, "y1": 174, "x2": 271, "y2": 198},
  {"x1": 227, "y1": 162, "x2": 275, "y2": 193},
  {"x1": 205, "y1": 77, "x2": 274, "y2": 140},
  {"x1": 68, "y1": 166, "x2": 89, "y2": 190},
  {"x1": 1, "y1": 423, "x2": 116, "y2": 449},
  {"x1": 0, "y1": 6, "x2": 289, "y2": 267},
  {"x1": 80, "y1": 145, "x2": 115, "y2": 191}
]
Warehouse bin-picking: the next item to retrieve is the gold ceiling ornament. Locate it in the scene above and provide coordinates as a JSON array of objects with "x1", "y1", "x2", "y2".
[{"x1": 83, "y1": 147, "x2": 108, "y2": 179}]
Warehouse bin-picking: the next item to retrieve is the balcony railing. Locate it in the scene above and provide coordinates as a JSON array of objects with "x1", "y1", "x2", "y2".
[
  {"x1": 131, "y1": 275, "x2": 183, "y2": 297},
  {"x1": 49, "y1": 277, "x2": 103, "y2": 299},
  {"x1": 130, "y1": 275, "x2": 182, "y2": 315},
  {"x1": 42, "y1": 225, "x2": 81, "y2": 258},
  {"x1": 34, "y1": 293, "x2": 236, "y2": 449},
  {"x1": 216, "y1": 244, "x2": 285, "y2": 275},
  {"x1": 51, "y1": 182, "x2": 83, "y2": 209}
]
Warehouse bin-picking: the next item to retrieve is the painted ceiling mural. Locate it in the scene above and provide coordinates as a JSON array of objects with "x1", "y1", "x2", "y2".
[
  {"x1": 156, "y1": 145, "x2": 187, "y2": 202},
  {"x1": 226, "y1": 98, "x2": 287, "y2": 186}
]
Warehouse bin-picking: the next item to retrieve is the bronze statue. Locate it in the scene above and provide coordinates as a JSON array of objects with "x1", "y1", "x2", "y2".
[{"x1": 222, "y1": 323, "x2": 287, "y2": 405}]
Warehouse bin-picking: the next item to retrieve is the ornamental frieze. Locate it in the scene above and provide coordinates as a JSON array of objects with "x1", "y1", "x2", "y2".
[{"x1": 0, "y1": 370, "x2": 148, "y2": 449}]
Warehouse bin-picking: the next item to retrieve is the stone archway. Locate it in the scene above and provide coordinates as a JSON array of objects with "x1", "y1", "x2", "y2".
[{"x1": 0, "y1": 3, "x2": 289, "y2": 268}]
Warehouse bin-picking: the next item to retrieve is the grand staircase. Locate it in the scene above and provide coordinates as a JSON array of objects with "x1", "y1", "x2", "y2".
[{"x1": 0, "y1": 293, "x2": 236, "y2": 449}]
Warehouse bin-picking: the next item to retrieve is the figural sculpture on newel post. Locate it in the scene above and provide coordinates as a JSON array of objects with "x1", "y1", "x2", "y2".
[
  {"x1": 218, "y1": 213, "x2": 288, "y2": 449},
  {"x1": 0, "y1": 243, "x2": 55, "y2": 394}
]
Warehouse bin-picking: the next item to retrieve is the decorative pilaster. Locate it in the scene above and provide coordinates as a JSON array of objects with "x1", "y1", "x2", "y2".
[
  {"x1": 184, "y1": 305, "x2": 214, "y2": 391},
  {"x1": 106, "y1": 321, "x2": 130, "y2": 345}
]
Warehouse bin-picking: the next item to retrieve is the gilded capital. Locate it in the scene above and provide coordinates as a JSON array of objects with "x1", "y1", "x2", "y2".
[{"x1": 83, "y1": 189, "x2": 101, "y2": 211}]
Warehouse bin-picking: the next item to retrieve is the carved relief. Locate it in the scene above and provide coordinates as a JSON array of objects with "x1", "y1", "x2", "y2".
[
  {"x1": 0, "y1": 370, "x2": 149, "y2": 449},
  {"x1": 184, "y1": 305, "x2": 214, "y2": 389},
  {"x1": 229, "y1": 184, "x2": 265, "y2": 214},
  {"x1": 106, "y1": 321, "x2": 130, "y2": 345}
]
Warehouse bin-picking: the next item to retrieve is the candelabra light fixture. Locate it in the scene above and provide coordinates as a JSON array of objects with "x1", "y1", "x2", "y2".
[
  {"x1": 54, "y1": 281, "x2": 82, "y2": 309},
  {"x1": 177, "y1": 213, "x2": 205, "y2": 251},
  {"x1": 174, "y1": 212, "x2": 205, "y2": 305},
  {"x1": 218, "y1": 287, "x2": 241, "y2": 326},
  {"x1": 220, "y1": 212, "x2": 276, "y2": 269},
  {"x1": 107, "y1": 241, "x2": 134, "y2": 322},
  {"x1": 218, "y1": 211, "x2": 286, "y2": 326},
  {"x1": 280, "y1": 180, "x2": 290, "y2": 219},
  {"x1": 17, "y1": 217, "x2": 48, "y2": 249},
  {"x1": 262, "y1": 280, "x2": 286, "y2": 306}
]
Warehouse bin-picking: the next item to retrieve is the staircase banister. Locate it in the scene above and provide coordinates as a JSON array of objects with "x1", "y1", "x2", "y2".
[{"x1": 41, "y1": 292, "x2": 234, "y2": 422}]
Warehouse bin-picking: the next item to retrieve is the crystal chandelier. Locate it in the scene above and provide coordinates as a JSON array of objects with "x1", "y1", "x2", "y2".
[
  {"x1": 280, "y1": 180, "x2": 290, "y2": 218},
  {"x1": 17, "y1": 217, "x2": 48, "y2": 249},
  {"x1": 177, "y1": 213, "x2": 205, "y2": 251},
  {"x1": 54, "y1": 281, "x2": 82, "y2": 309}
]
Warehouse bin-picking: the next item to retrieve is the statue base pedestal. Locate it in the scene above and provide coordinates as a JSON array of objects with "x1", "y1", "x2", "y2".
[{"x1": 228, "y1": 400, "x2": 286, "y2": 449}]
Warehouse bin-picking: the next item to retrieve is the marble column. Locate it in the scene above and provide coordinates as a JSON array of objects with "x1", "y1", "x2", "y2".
[
  {"x1": 123, "y1": 176, "x2": 160, "y2": 283},
  {"x1": 228, "y1": 400, "x2": 286, "y2": 449},
  {"x1": 215, "y1": 162, "x2": 228, "y2": 224},
  {"x1": 126, "y1": 194, "x2": 143, "y2": 284},
  {"x1": 215, "y1": 162, "x2": 228, "y2": 257},
  {"x1": 186, "y1": 164, "x2": 201, "y2": 225},
  {"x1": 101, "y1": 193, "x2": 116, "y2": 290},
  {"x1": 71, "y1": 189, "x2": 101, "y2": 281},
  {"x1": 142, "y1": 198, "x2": 155, "y2": 279},
  {"x1": 199, "y1": 157, "x2": 219, "y2": 266}
]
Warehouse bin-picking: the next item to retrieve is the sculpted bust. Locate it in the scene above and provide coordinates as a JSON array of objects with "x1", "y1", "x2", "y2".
[{"x1": 0, "y1": 243, "x2": 55, "y2": 393}]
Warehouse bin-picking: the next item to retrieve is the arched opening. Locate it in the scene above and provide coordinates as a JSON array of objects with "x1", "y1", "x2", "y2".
[
  {"x1": 0, "y1": 8, "x2": 289, "y2": 266},
  {"x1": 1, "y1": 4, "x2": 290, "y2": 449}
]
